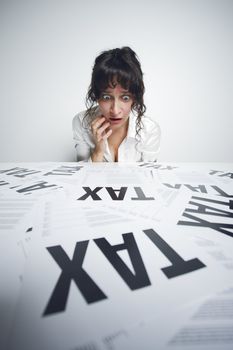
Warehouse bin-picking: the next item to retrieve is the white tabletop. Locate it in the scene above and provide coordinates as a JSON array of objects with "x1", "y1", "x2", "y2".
[{"x1": 1, "y1": 162, "x2": 233, "y2": 350}]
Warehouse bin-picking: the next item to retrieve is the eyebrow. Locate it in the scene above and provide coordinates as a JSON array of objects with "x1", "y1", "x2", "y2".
[{"x1": 102, "y1": 90, "x2": 131, "y2": 94}]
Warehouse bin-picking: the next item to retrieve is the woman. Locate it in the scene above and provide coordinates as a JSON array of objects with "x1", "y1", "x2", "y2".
[{"x1": 72, "y1": 46, "x2": 161, "y2": 162}]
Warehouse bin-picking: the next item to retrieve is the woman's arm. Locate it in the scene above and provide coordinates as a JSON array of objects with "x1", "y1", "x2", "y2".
[
  {"x1": 90, "y1": 116, "x2": 112, "y2": 162},
  {"x1": 72, "y1": 112, "x2": 112, "y2": 162},
  {"x1": 72, "y1": 112, "x2": 93, "y2": 162}
]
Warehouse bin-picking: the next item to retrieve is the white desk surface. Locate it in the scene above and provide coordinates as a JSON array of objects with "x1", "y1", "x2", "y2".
[{"x1": 0, "y1": 162, "x2": 233, "y2": 350}]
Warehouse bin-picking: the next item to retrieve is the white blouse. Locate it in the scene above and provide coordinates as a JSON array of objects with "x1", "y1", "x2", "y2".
[{"x1": 72, "y1": 108, "x2": 161, "y2": 162}]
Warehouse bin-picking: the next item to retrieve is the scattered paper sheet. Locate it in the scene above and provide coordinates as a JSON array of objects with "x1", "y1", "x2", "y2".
[{"x1": 0, "y1": 162, "x2": 232, "y2": 350}]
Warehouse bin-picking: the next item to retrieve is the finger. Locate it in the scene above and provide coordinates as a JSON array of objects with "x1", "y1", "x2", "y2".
[
  {"x1": 102, "y1": 129, "x2": 112, "y2": 140},
  {"x1": 91, "y1": 116, "x2": 105, "y2": 127},
  {"x1": 96, "y1": 127, "x2": 112, "y2": 142},
  {"x1": 91, "y1": 116, "x2": 106, "y2": 130},
  {"x1": 96, "y1": 122, "x2": 110, "y2": 136}
]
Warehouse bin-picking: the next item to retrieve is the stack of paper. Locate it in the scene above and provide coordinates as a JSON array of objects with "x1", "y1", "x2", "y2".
[{"x1": 0, "y1": 162, "x2": 232, "y2": 350}]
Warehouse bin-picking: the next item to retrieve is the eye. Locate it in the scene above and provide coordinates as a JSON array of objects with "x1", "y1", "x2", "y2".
[
  {"x1": 122, "y1": 95, "x2": 131, "y2": 102},
  {"x1": 101, "y1": 94, "x2": 111, "y2": 101}
]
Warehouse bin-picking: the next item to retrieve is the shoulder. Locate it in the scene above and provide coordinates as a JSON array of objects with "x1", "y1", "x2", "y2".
[
  {"x1": 141, "y1": 116, "x2": 161, "y2": 139},
  {"x1": 72, "y1": 110, "x2": 87, "y2": 128},
  {"x1": 72, "y1": 108, "x2": 99, "y2": 130}
]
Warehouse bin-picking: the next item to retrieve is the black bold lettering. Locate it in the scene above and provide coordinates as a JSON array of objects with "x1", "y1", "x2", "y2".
[
  {"x1": 0, "y1": 167, "x2": 19, "y2": 174},
  {"x1": 17, "y1": 181, "x2": 57, "y2": 193},
  {"x1": 131, "y1": 187, "x2": 155, "y2": 200},
  {"x1": 105, "y1": 187, "x2": 127, "y2": 200},
  {"x1": 94, "y1": 233, "x2": 151, "y2": 290},
  {"x1": 184, "y1": 185, "x2": 207, "y2": 193},
  {"x1": 44, "y1": 166, "x2": 83, "y2": 176},
  {"x1": 143, "y1": 229, "x2": 205, "y2": 278},
  {"x1": 13, "y1": 170, "x2": 41, "y2": 178},
  {"x1": 0, "y1": 167, "x2": 40, "y2": 178},
  {"x1": 139, "y1": 164, "x2": 177, "y2": 170},
  {"x1": 211, "y1": 186, "x2": 233, "y2": 198},
  {"x1": 139, "y1": 163, "x2": 161, "y2": 169},
  {"x1": 43, "y1": 241, "x2": 107, "y2": 316},
  {"x1": 219, "y1": 172, "x2": 233, "y2": 179},
  {"x1": 77, "y1": 187, "x2": 102, "y2": 200},
  {"x1": 178, "y1": 212, "x2": 233, "y2": 238},
  {"x1": 163, "y1": 183, "x2": 182, "y2": 190},
  {"x1": 178, "y1": 196, "x2": 233, "y2": 237},
  {"x1": 209, "y1": 170, "x2": 223, "y2": 175},
  {"x1": 0, "y1": 180, "x2": 9, "y2": 186},
  {"x1": 185, "y1": 196, "x2": 233, "y2": 218}
]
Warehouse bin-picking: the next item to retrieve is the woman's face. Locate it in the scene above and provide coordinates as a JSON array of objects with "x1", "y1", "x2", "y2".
[{"x1": 98, "y1": 84, "x2": 133, "y2": 130}]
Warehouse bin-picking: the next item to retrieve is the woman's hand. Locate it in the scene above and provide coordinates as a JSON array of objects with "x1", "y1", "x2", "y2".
[{"x1": 91, "y1": 116, "x2": 112, "y2": 161}]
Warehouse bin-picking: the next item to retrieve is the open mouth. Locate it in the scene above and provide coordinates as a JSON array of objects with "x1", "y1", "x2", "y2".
[{"x1": 109, "y1": 117, "x2": 122, "y2": 122}]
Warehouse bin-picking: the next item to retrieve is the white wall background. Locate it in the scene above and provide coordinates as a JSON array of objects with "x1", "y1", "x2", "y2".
[{"x1": 0, "y1": 0, "x2": 232, "y2": 162}]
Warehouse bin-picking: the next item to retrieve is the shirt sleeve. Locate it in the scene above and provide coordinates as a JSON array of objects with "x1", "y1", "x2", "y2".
[
  {"x1": 141, "y1": 118, "x2": 161, "y2": 162},
  {"x1": 72, "y1": 112, "x2": 93, "y2": 162}
]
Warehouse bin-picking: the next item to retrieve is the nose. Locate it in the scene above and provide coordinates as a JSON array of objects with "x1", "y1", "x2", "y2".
[{"x1": 110, "y1": 99, "x2": 121, "y2": 116}]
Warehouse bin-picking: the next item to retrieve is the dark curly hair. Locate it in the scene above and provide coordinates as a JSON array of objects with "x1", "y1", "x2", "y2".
[{"x1": 84, "y1": 46, "x2": 146, "y2": 140}]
